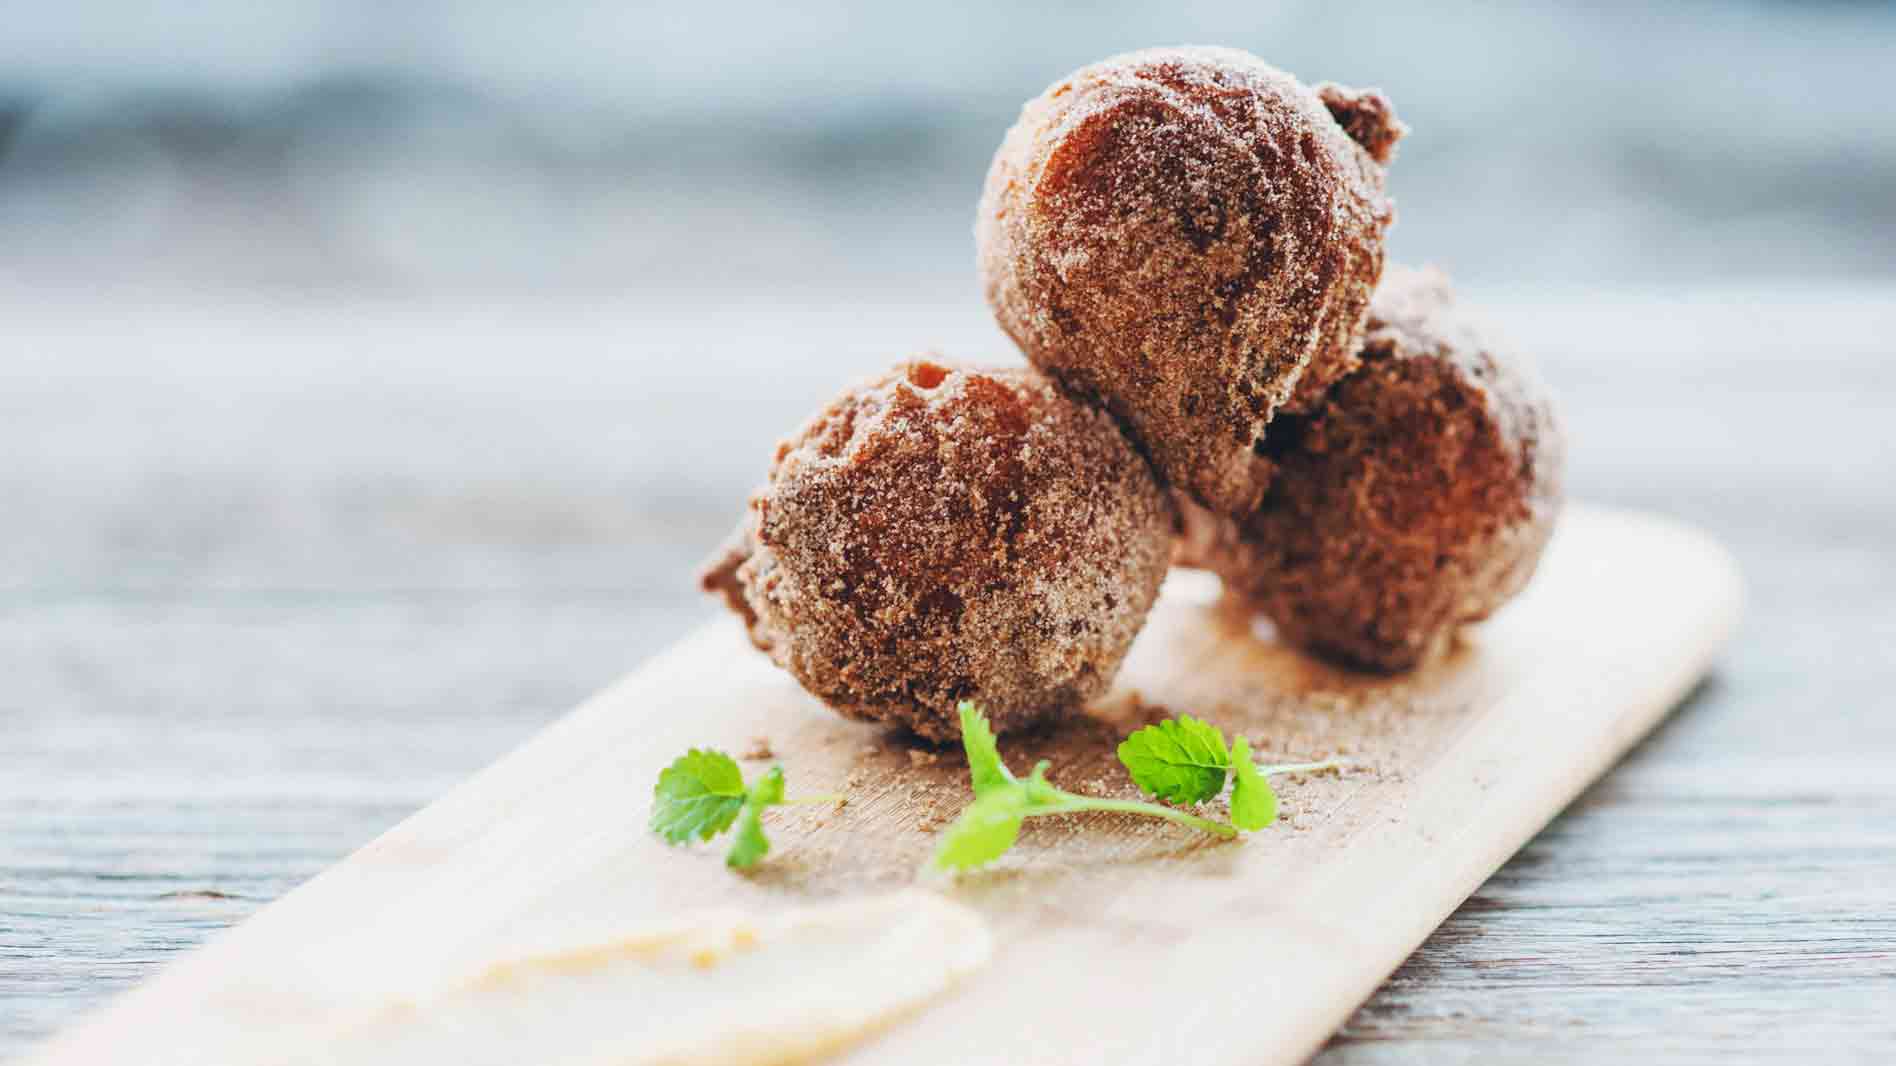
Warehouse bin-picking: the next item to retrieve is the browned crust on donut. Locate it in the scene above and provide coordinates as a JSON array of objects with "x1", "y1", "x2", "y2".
[
  {"x1": 1316, "y1": 83, "x2": 1406, "y2": 166},
  {"x1": 699, "y1": 524, "x2": 767, "y2": 651},
  {"x1": 977, "y1": 45, "x2": 1399, "y2": 517},
  {"x1": 1180, "y1": 266, "x2": 1565, "y2": 671},
  {"x1": 699, "y1": 359, "x2": 1177, "y2": 739}
]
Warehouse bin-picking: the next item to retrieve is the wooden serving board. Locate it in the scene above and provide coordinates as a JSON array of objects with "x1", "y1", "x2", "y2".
[{"x1": 30, "y1": 505, "x2": 1741, "y2": 1066}]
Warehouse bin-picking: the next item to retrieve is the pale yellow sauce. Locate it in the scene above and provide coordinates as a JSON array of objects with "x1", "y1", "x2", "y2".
[{"x1": 296, "y1": 890, "x2": 991, "y2": 1066}]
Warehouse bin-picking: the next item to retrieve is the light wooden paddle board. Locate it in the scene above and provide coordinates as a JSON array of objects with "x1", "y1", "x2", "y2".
[{"x1": 29, "y1": 505, "x2": 1741, "y2": 1066}]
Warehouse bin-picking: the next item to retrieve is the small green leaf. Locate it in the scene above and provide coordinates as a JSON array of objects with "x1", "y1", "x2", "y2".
[
  {"x1": 651, "y1": 749, "x2": 748, "y2": 844},
  {"x1": 958, "y1": 701, "x2": 1015, "y2": 798},
  {"x1": 1117, "y1": 715, "x2": 1232, "y2": 804},
  {"x1": 1227, "y1": 736, "x2": 1278, "y2": 832},
  {"x1": 726, "y1": 804, "x2": 771, "y2": 869},
  {"x1": 932, "y1": 790, "x2": 1028, "y2": 872}
]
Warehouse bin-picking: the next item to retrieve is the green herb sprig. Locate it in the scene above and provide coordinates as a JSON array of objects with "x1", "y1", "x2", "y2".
[
  {"x1": 1117, "y1": 714, "x2": 1346, "y2": 830},
  {"x1": 932, "y1": 703, "x2": 1240, "y2": 872},
  {"x1": 655, "y1": 709, "x2": 1343, "y2": 874},
  {"x1": 649, "y1": 749, "x2": 833, "y2": 869}
]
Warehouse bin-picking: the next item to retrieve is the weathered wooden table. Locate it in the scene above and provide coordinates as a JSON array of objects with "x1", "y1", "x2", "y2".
[{"x1": 4, "y1": 289, "x2": 1893, "y2": 1061}]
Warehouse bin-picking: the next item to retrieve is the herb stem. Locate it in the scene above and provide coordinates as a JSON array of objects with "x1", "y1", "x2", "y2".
[
  {"x1": 1043, "y1": 796, "x2": 1238, "y2": 839},
  {"x1": 1254, "y1": 757, "x2": 1349, "y2": 778},
  {"x1": 780, "y1": 794, "x2": 843, "y2": 807}
]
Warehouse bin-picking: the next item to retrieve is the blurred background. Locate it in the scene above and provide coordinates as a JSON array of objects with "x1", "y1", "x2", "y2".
[
  {"x1": 5, "y1": 0, "x2": 1895, "y2": 1056},
  {"x1": 1, "y1": 1, "x2": 1892, "y2": 294}
]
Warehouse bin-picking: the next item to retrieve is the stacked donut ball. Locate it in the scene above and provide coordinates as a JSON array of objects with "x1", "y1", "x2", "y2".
[{"x1": 703, "y1": 47, "x2": 1564, "y2": 740}]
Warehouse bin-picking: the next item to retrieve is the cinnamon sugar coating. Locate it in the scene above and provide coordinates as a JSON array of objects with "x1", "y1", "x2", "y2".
[
  {"x1": 1178, "y1": 266, "x2": 1565, "y2": 671},
  {"x1": 701, "y1": 360, "x2": 1176, "y2": 740},
  {"x1": 977, "y1": 45, "x2": 1402, "y2": 516}
]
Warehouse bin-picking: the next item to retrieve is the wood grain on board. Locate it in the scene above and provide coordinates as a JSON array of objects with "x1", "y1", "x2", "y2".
[{"x1": 25, "y1": 505, "x2": 1741, "y2": 1065}]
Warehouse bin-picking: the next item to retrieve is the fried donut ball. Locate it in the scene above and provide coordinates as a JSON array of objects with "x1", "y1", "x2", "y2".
[
  {"x1": 1177, "y1": 266, "x2": 1564, "y2": 671},
  {"x1": 701, "y1": 360, "x2": 1175, "y2": 740},
  {"x1": 978, "y1": 45, "x2": 1404, "y2": 517}
]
